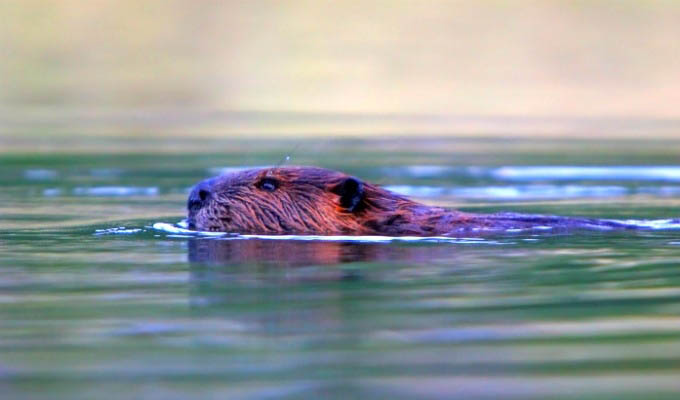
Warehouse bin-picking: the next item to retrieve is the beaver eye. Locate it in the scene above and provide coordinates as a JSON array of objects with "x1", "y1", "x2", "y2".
[{"x1": 257, "y1": 177, "x2": 278, "y2": 192}]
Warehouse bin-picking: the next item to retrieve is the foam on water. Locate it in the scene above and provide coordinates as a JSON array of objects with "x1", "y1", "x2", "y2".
[
  {"x1": 94, "y1": 227, "x2": 144, "y2": 235},
  {"x1": 607, "y1": 219, "x2": 680, "y2": 230},
  {"x1": 148, "y1": 222, "x2": 505, "y2": 244},
  {"x1": 95, "y1": 217, "x2": 680, "y2": 244},
  {"x1": 151, "y1": 222, "x2": 227, "y2": 237}
]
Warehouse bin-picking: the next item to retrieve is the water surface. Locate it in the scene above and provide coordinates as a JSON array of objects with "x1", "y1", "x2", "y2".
[{"x1": 2, "y1": 137, "x2": 680, "y2": 399}]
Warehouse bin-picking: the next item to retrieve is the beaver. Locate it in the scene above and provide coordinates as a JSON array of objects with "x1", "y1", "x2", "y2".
[{"x1": 186, "y1": 166, "x2": 649, "y2": 235}]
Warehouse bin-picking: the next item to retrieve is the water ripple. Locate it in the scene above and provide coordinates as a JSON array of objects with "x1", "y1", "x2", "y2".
[
  {"x1": 386, "y1": 184, "x2": 630, "y2": 200},
  {"x1": 385, "y1": 165, "x2": 680, "y2": 182},
  {"x1": 493, "y1": 166, "x2": 680, "y2": 182}
]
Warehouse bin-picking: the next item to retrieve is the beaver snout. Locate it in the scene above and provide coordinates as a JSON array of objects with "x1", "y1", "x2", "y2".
[{"x1": 187, "y1": 179, "x2": 215, "y2": 228}]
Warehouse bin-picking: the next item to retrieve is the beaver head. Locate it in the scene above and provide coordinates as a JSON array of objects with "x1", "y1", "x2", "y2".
[{"x1": 187, "y1": 166, "x2": 449, "y2": 235}]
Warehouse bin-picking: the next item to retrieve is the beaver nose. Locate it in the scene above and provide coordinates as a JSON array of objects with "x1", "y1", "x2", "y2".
[{"x1": 188, "y1": 180, "x2": 212, "y2": 211}]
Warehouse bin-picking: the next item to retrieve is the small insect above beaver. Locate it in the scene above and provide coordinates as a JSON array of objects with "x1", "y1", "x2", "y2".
[{"x1": 187, "y1": 166, "x2": 666, "y2": 235}]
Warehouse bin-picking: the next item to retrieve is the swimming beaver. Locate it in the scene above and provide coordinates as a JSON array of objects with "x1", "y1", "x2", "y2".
[{"x1": 186, "y1": 166, "x2": 647, "y2": 235}]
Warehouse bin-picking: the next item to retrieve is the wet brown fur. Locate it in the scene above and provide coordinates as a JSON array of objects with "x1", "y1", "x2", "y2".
[{"x1": 188, "y1": 166, "x2": 632, "y2": 235}]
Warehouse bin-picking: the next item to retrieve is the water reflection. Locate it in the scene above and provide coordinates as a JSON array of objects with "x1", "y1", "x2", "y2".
[
  {"x1": 190, "y1": 237, "x2": 371, "y2": 267},
  {"x1": 188, "y1": 237, "x2": 482, "y2": 268}
]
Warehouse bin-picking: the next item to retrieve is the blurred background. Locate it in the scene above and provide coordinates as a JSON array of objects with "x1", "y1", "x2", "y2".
[{"x1": 2, "y1": 0, "x2": 680, "y2": 143}]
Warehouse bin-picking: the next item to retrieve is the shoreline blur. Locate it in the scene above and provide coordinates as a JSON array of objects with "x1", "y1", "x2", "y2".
[{"x1": 3, "y1": 1, "x2": 680, "y2": 140}]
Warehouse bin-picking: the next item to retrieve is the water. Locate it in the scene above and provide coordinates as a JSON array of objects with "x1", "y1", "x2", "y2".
[{"x1": 2, "y1": 137, "x2": 680, "y2": 399}]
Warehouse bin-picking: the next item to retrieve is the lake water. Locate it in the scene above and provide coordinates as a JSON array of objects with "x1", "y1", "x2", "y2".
[{"x1": 2, "y1": 136, "x2": 680, "y2": 399}]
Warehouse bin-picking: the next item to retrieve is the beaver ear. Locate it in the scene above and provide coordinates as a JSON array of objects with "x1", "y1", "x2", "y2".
[{"x1": 331, "y1": 177, "x2": 364, "y2": 212}]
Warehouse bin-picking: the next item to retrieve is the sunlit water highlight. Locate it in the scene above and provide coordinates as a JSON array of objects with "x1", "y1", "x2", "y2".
[{"x1": 383, "y1": 165, "x2": 680, "y2": 182}]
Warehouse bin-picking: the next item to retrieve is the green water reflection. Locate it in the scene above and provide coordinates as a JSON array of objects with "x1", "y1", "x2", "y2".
[{"x1": 2, "y1": 138, "x2": 680, "y2": 399}]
